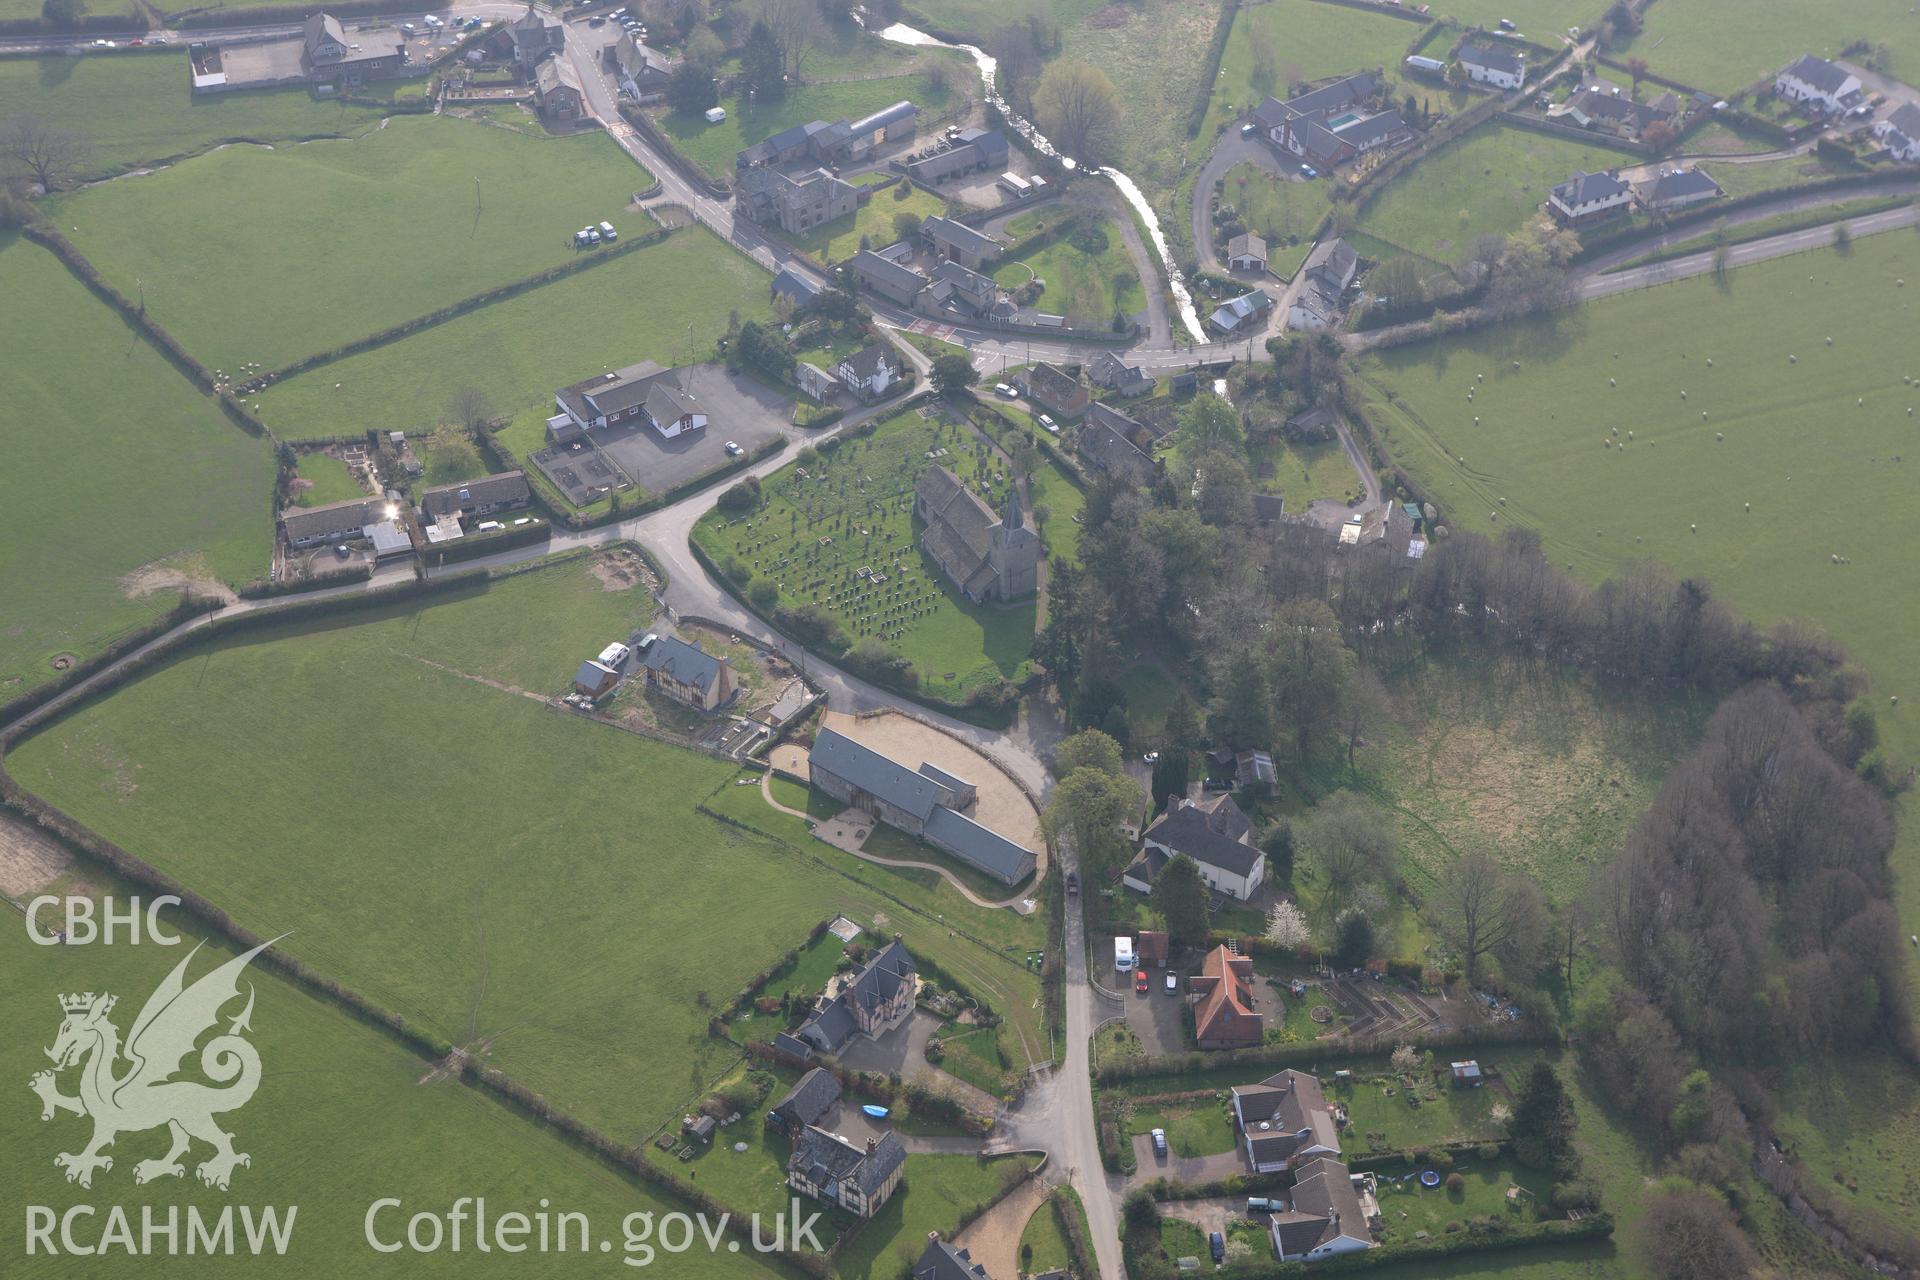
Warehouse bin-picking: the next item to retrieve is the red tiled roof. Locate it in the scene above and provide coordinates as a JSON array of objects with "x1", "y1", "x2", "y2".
[{"x1": 1192, "y1": 944, "x2": 1261, "y2": 1045}]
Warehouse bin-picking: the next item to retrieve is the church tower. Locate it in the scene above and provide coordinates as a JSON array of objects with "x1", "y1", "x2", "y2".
[{"x1": 988, "y1": 482, "x2": 1040, "y2": 601}]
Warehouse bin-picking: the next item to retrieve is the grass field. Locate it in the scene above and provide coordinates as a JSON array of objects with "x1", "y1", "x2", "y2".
[
  {"x1": 53, "y1": 116, "x2": 654, "y2": 372},
  {"x1": 1220, "y1": 165, "x2": 1332, "y2": 277},
  {"x1": 1768, "y1": 1045, "x2": 1920, "y2": 1242},
  {"x1": 657, "y1": 73, "x2": 954, "y2": 180},
  {"x1": 0, "y1": 236, "x2": 273, "y2": 697},
  {"x1": 1, "y1": 882, "x2": 791, "y2": 1280},
  {"x1": 256, "y1": 227, "x2": 771, "y2": 443},
  {"x1": 1356, "y1": 122, "x2": 1638, "y2": 261},
  {"x1": 1355, "y1": 228, "x2": 1920, "y2": 982},
  {"x1": 290, "y1": 452, "x2": 364, "y2": 507},
  {"x1": 991, "y1": 216, "x2": 1147, "y2": 325},
  {"x1": 692, "y1": 409, "x2": 1037, "y2": 702},
  {"x1": 5, "y1": 556, "x2": 1048, "y2": 1137},
  {"x1": 1056, "y1": 0, "x2": 1226, "y2": 199},
  {"x1": 791, "y1": 180, "x2": 951, "y2": 265},
  {"x1": 1615, "y1": 0, "x2": 1920, "y2": 93},
  {"x1": 1708, "y1": 149, "x2": 1857, "y2": 199},
  {"x1": 0, "y1": 54, "x2": 391, "y2": 180}
]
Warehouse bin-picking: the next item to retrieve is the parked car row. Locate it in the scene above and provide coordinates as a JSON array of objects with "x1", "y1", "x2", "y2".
[{"x1": 573, "y1": 220, "x2": 620, "y2": 247}]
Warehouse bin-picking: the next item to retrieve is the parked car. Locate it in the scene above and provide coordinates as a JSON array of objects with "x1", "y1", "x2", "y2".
[
  {"x1": 1151, "y1": 1128, "x2": 1168, "y2": 1156},
  {"x1": 400, "y1": 23, "x2": 416, "y2": 35},
  {"x1": 1135, "y1": 969, "x2": 1149, "y2": 994},
  {"x1": 1065, "y1": 870, "x2": 1079, "y2": 894},
  {"x1": 723, "y1": 440, "x2": 743, "y2": 456},
  {"x1": 1208, "y1": 1233, "x2": 1226, "y2": 1263},
  {"x1": 994, "y1": 383, "x2": 1017, "y2": 398},
  {"x1": 599, "y1": 220, "x2": 618, "y2": 241},
  {"x1": 1240, "y1": 121, "x2": 1257, "y2": 136},
  {"x1": 1165, "y1": 972, "x2": 1178, "y2": 995},
  {"x1": 333, "y1": 544, "x2": 350, "y2": 559},
  {"x1": 588, "y1": 14, "x2": 605, "y2": 23},
  {"x1": 1299, "y1": 164, "x2": 1318, "y2": 178},
  {"x1": 1038, "y1": 412, "x2": 1056, "y2": 430},
  {"x1": 638, "y1": 632, "x2": 660, "y2": 651},
  {"x1": 464, "y1": 15, "x2": 482, "y2": 28},
  {"x1": 423, "y1": 14, "x2": 443, "y2": 29},
  {"x1": 147, "y1": 35, "x2": 169, "y2": 44},
  {"x1": 586, "y1": 226, "x2": 602, "y2": 243},
  {"x1": 1203, "y1": 776, "x2": 1233, "y2": 792},
  {"x1": 1247, "y1": 1197, "x2": 1274, "y2": 1214}
]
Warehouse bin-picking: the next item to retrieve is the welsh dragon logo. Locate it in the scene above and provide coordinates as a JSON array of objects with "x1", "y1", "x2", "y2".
[{"x1": 30, "y1": 938, "x2": 279, "y2": 1191}]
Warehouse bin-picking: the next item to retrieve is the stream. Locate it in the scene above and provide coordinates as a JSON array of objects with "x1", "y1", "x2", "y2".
[{"x1": 872, "y1": 20, "x2": 1209, "y2": 343}]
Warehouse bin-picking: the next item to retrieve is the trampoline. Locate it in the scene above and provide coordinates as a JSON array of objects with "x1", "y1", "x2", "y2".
[{"x1": 1419, "y1": 1170, "x2": 1442, "y2": 1188}]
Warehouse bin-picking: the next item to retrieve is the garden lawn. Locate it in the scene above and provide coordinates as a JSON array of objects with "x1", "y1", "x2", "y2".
[
  {"x1": 1019, "y1": 1195, "x2": 1074, "y2": 1272},
  {"x1": 0, "y1": 886, "x2": 792, "y2": 1280},
  {"x1": 0, "y1": 54, "x2": 390, "y2": 179},
  {"x1": 657, "y1": 74, "x2": 953, "y2": 180},
  {"x1": 1117, "y1": 662, "x2": 1180, "y2": 744},
  {"x1": 1127, "y1": 1100, "x2": 1236, "y2": 1157},
  {"x1": 257, "y1": 227, "x2": 771, "y2": 442},
  {"x1": 725, "y1": 923, "x2": 862, "y2": 1047},
  {"x1": 417, "y1": 430, "x2": 499, "y2": 487},
  {"x1": 53, "y1": 115, "x2": 654, "y2": 372},
  {"x1": 291, "y1": 452, "x2": 364, "y2": 506},
  {"x1": 833, "y1": 1155, "x2": 1034, "y2": 1280},
  {"x1": 1220, "y1": 165, "x2": 1332, "y2": 278},
  {"x1": 992, "y1": 216, "x2": 1146, "y2": 326},
  {"x1": 1708, "y1": 149, "x2": 1859, "y2": 199},
  {"x1": 1355, "y1": 229, "x2": 1920, "y2": 984},
  {"x1": 692, "y1": 409, "x2": 1037, "y2": 703},
  {"x1": 1247, "y1": 432, "x2": 1359, "y2": 504},
  {"x1": 790, "y1": 181, "x2": 951, "y2": 265},
  {"x1": 1368, "y1": 1159, "x2": 1557, "y2": 1243},
  {"x1": 0, "y1": 236, "x2": 272, "y2": 695},
  {"x1": 1356, "y1": 122, "x2": 1638, "y2": 261},
  {"x1": 1615, "y1": 0, "x2": 1920, "y2": 93}
]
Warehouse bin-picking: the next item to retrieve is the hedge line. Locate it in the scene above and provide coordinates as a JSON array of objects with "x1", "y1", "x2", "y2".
[
  {"x1": 1185, "y1": 0, "x2": 1243, "y2": 140},
  {"x1": 421, "y1": 519, "x2": 552, "y2": 567},
  {"x1": 0, "y1": 12, "x2": 148, "y2": 34},
  {"x1": 1345, "y1": 94, "x2": 1505, "y2": 210},
  {"x1": 0, "y1": 598, "x2": 216, "y2": 731},
  {"x1": 1134, "y1": 1211, "x2": 1611, "y2": 1280},
  {"x1": 242, "y1": 226, "x2": 676, "y2": 392},
  {"x1": 177, "y1": 0, "x2": 394, "y2": 27},
  {"x1": 1309, "y1": 0, "x2": 1430, "y2": 24},
  {"x1": 618, "y1": 103, "x2": 731, "y2": 197},
  {"x1": 1095, "y1": 1023, "x2": 1557, "y2": 1085},
  {"x1": 236, "y1": 566, "x2": 374, "y2": 599}
]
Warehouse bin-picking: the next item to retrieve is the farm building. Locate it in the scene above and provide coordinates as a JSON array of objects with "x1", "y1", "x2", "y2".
[
  {"x1": 905, "y1": 128, "x2": 1010, "y2": 184},
  {"x1": 787, "y1": 1126, "x2": 906, "y2": 1219},
  {"x1": 1191, "y1": 944, "x2": 1265, "y2": 1050},
  {"x1": 913, "y1": 466, "x2": 1039, "y2": 603},
  {"x1": 737, "y1": 101, "x2": 919, "y2": 170},
  {"x1": 1231, "y1": 1068, "x2": 1341, "y2": 1171},
  {"x1": 641, "y1": 635, "x2": 735, "y2": 712},
  {"x1": 851, "y1": 249, "x2": 932, "y2": 307}
]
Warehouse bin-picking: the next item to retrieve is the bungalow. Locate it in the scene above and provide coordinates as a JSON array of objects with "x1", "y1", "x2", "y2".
[
  {"x1": 913, "y1": 1237, "x2": 992, "y2": 1280},
  {"x1": 1231, "y1": 1068, "x2": 1341, "y2": 1172},
  {"x1": 1559, "y1": 79, "x2": 1670, "y2": 138},
  {"x1": 554, "y1": 361, "x2": 708, "y2": 439},
  {"x1": 768, "y1": 1067, "x2": 842, "y2": 1134},
  {"x1": 1875, "y1": 101, "x2": 1920, "y2": 162},
  {"x1": 1209, "y1": 289, "x2": 1274, "y2": 335},
  {"x1": 787, "y1": 1126, "x2": 907, "y2": 1219},
  {"x1": 1016, "y1": 362, "x2": 1092, "y2": 420},
  {"x1": 1226, "y1": 232, "x2": 1268, "y2": 273},
  {"x1": 1457, "y1": 43, "x2": 1524, "y2": 91},
  {"x1": 573, "y1": 658, "x2": 621, "y2": 699},
  {"x1": 1088, "y1": 350, "x2": 1154, "y2": 396},
  {"x1": 836, "y1": 344, "x2": 903, "y2": 402},
  {"x1": 1078, "y1": 401, "x2": 1161, "y2": 487},
  {"x1": 1639, "y1": 166, "x2": 1722, "y2": 213},
  {"x1": 642, "y1": 634, "x2": 735, "y2": 712},
  {"x1": 281, "y1": 496, "x2": 388, "y2": 550},
  {"x1": 532, "y1": 52, "x2": 585, "y2": 123},
  {"x1": 851, "y1": 248, "x2": 931, "y2": 307},
  {"x1": 795, "y1": 939, "x2": 918, "y2": 1053},
  {"x1": 1270, "y1": 1158, "x2": 1377, "y2": 1261},
  {"x1": 1775, "y1": 54, "x2": 1864, "y2": 114},
  {"x1": 921, "y1": 215, "x2": 1004, "y2": 269},
  {"x1": 419, "y1": 470, "x2": 531, "y2": 525},
  {"x1": 1546, "y1": 169, "x2": 1632, "y2": 227},
  {"x1": 1125, "y1": 793, "x2": 1266, "y2": 901},
  {"x1": 1191, "y1": 944, "x2": 1264, "y2": 1049}
]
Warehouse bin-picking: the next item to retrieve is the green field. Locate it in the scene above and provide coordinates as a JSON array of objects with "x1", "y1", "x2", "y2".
[
  {"x1": 1615, "y1": 0, "x2": 1920, "y2": 92},
  {"x1": 693, "y1": 409, "x2": 1037, "y2": 702},
  {"x1": 53, "y1": 116, "x2": 653, "y2": 372},
  {"x1": 255, "y1": 227, "x2": 772, "y2": 443},
  {"x1": 901, "y1": 0, "x2": 1107, "y2": 43},
  {"x1": 1709, "y1": 149, "x2": 1857, "y2": 199},
  {"x1": 1356, "y1": 122, "x2": 1637, "y2": 261},
  {"x1": 791, "y1": 180, "x2": 951, "y2": 265},
  {"x1": 0, "y1": 236, "x2": 273, "y2": 697},
  {"x1": 657, "y1": 73, "x2": 954, "y2": 180},
  {"x1": 0, "y1": 881, "x2": 791, "y2": 1280},
  {"x1": 1126, "y1": 1099, "x2": 1237, "y2": 1157},
  {"x1": 290, "y1": 452, "x2": 363, "y2": 507},
  {"x1": 992, "y1": 216, "x2": 1147, "y2": 326},
  {"x1": 1357, "y1": 230, "x2": 1920, "y2": 988},
  {"x1": 0, "y1": 54, "x2": 391, "y2": 180},
  {"x1": 1769, "y1": 1046, "x2": 1920, "y2": 1243},
  {"x1": 4, "y1": 555, "x2": 1046, "y2": 1137},
  {"x1": 1220, "y1": 164, "x2": 1332, "y2": 277}
]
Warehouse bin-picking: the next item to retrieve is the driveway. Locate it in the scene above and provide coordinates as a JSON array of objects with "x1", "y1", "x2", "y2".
[
  {"x1": 1129, "y1": 1136, "x2": 1247, "y2": 1190},
  {"x1": 1125, "y1": 979, "x2": 1191, "y2": 1057},
  {"x1": 1188, "y1": 128, "x2": 1292, "y2": 277},
  {"x1": 835, "y1": 1009, "x2": 1003, "y2": 1114}
]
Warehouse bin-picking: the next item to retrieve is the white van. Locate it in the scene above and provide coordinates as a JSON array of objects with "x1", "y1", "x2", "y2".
[
  {"x1": 599, "y1": 220, "x2": 618, "y2": 242},
  {"x1": 1114, "y1": 936, "x2": 1135, "y2": 972}
]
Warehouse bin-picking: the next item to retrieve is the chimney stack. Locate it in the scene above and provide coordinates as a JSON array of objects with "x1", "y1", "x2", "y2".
[{"x1": 866, "y1": 1136, "x2": 878, "y2": 1155}]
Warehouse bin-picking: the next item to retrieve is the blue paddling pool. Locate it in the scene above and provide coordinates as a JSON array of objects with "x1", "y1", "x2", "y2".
[{"x1": 862, "y1": 1105, "x2": 890, "y2": 1119}]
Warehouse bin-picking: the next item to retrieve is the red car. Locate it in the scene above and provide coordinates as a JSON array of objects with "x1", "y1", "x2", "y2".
[{"x1": 1134, "y1": 969, "x2": 1150, "y2": 994}]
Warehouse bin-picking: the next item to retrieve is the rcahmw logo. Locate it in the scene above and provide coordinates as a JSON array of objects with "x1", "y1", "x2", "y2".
[{"x1": 24, "y1": 937, "x2": 299, "y2": 1259}]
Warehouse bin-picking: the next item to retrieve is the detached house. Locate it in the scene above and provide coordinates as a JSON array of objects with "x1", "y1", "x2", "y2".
[
  {"x1": 1078, "y1": 401, "x2": 1161, "y2": 487},
  {"x1": 1190, "y1": 944, "x2": 1265, "y2": 1049},
  {"x1": 1875, "y1": 101, "x2": 1920, "y2": 162},
  {"x1": 300, "y1": 13, "x2": 404, "y2": 83},
  {"x1": 795, "y1": 939, "x2": 918, "y2": 1054},
  {"x1": 641, "y1": 634, "x2": 735, "y2": 712},
  {"x1": 509, "y1": 6, "x2": 565, "y2": 65},
  {"x1": 1547, "y1": 169, "x2": 1632, "y2": 227},
  {"x1": 1125, "y1": 792, "x2": 1266, "y2": 901},
  {"x1": 787, "y1": 1127, "x2": 907, "y2": 1219},
  {"x1": 608, "y1": 32, "x2": 674, "y2": 101},
  {"x1": 1252, "y1": 73, "x2": 1410, "y2": 170},
  {"x1": 913, "y1": 1237, "x2": 992, "y2": 1280},
  {"x1": 1270, "y1": 1158, "x2": 1378, "y2": 1261},
  {"x1": 1016, "y1": 362, "x2": 1091, "y2": 420},
  {"x1": 1775, "y1": 54, "x2": 1864, "y2": 114},
  {"x1": 553, "y1": 361, "x2": 708, "y2": 439},
  {"x1": 1231, "y1": 1068, "x2": 1341, "y2": 1172},
  {"x1": 1457, "y1": 43, "x2": 1525, "y2": 91},
  {"x1": 280, "y1": 496, "x2": 388, "y2": 550},
  {"x1": 1088, "y1": 350, "x2": 1153, "y2": 396},
  {"x1": 1639, "y1": 166, "x2": 1723, "y2": 213},
  {"x1": 836, "y1": 344, "x2": 903, "y2": 402},
  {"x1": 533, "y1": 54, "x2": 586, "y2": 123},
  {"x1": 735, "y1": 165, "x2": 859, "y2": 235}
]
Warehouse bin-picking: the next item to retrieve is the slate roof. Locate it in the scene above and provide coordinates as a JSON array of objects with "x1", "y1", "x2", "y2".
[
  {"x1": 845, "y1": 939, "x2": 916, "y2": 1017},
  {"x1": 914, "y1": 1238, "x2": 992, "y2": 1280},
  {"x1": 772, "y1": 1067, "x2": 842, "y2": 1129},
  {"x1": 1646, "y1": 167, "x2": 1722, "y2": 203},
  {"x1": 419, "y1": 470, "x2": 529, "y2": 520},
  {"x1": 839, "y1": 342, "x2": 899, "y2": 384},
  {"x1": 1234, "y1": 1067, "x2": 1339, "y2": 1163},
  {"x1": 1227, "y1": 232, "x2": 1268, "y2": 262},
  {"x1": 1286, "y1": 72, "x2": 1378, "y2": 119},
  {"x1": 557, "y1": 360, "x2": 673, "y2": 423},
  {"x1": 534, "y1": 52, "x2": 583, "y2": 99},
  {"x1": 852, "y1": 247, "x2": 931, "y2": 298},
  {"x1": 789, "y1": 1125, "x2": 907, "y2": 1196},
  {"x1": 1089, "y1": 350, "x2": 1149, "y2": 389},
  {"x1": 303, "y1": 13, "x2": 346, "y2": 56},
  {"x1": 281, "y1": 496, "x2": 385, "y2": 543},
  {"x1": 923, "y1": 215, "x2": 1002, "y2": 260},
  {"x1": 1331, "y1": 110, "x2": 1407, "y2": 151},
  {"x1": 1302, "y1": 238, "x2": 1356, "y2": 289},
  {"x1": 1272, "y1": 1157, "x2": 1371, "y2": 1258},
  {"x1": 1458, "y1": 43, "x2": 1523, "y2": 76},
  {"x1": 645, "y1": 379, "x2": 701, "y2": 425},
  {"x1": 1551, "y1": 169, "x2": 1629, "y2": 206},
  {"x1": 1783, "y1": 53, "x2": 1854, "y2": 94},
  {"x1": 955, "y1": 128, "x2": 1009, "y2": 163},
  {"x1": 1886, "y1": 102, "x2": 1920, "y2": 136},
  {"x1": 916, "y1": 464, "x2": 997, "y2": 585},
  {"x1": 1252, "y1": 493, "x2": 1288, "y2": 522},
  {"x1": 1142, "y1": 798, "x2": 1263, "y2": 877},
  {"x1": 810, "y1": 727, "x2": 945, "y2": 822},
  {"x1": 772, "y1": 266, "x2": 824, "y2": 305},
  {"x1": 925, "y1": 807, "x2": 1035, "y2": 883},
  {"x1": 1079, "y1": 403, "x2": 1157, "y2": 483},
  {"x1": 643, "y1": 634, "x2": 728, "y2": 695},
  {"x1": 773, "y1": 1031, "x2": 815, "y2": 1062},
  {"x1": 574, "y1": 658, "x2": 619, "y2": 693},
  {"x1": 1288, "y1": 406, "x2": 1337, "y2": 433}
]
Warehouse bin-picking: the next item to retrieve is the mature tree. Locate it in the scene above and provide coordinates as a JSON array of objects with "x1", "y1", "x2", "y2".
[
  {"x1": 753, "y1": 0, "x2": 815, "y2": 80},
  {"x1": 734, "y1": 320, "x2": 795, "y2": 380},
  {"x1": 1152, "y1": 855, "x2": 1211, "y2": 949},
  {"x1": 1031, "y1": 60, "x2": 1122, "y2": 164},
  {"x1": 1510, "y1": 1061, "x2": 1578, "y2": 1174},
  {"x1": 40, "y1": 0, "x2": 86, "y2": 27},
  {"x1": 1054, "y1": 727, "x2": 1125, "y2": 778},
  {"x1": 666, "y1": 60, "x2": 719, "y2": 113},
  {"x1": 1330, "y1": 907, "x2": 1374, "y2": 968},
  {"x1": 1638, "y1": 1182, "x2": 1755, "y2": 1280},
  {"x1": 1193, "y1": 449, "x2": 1253, "y2": 527},
  {"x1": 1041, "y1": 767, "x2": 1143, "y2": 880},
  {"x1": 426, "y1": 423, "x2": 482, "y2": 477},
  {"x1": 893, "y1": 210, "x2": 923, "y2": 241},
  {"x1": 1150, "y1": 751, "x2": 1190, "y2": 813},
  {"x1": 447, "y1": 387, "x2": 497, "y2": 432},
  {"x1": 1164, "y1": 692, "x2": 1203, "y2": 758},
  {"x1": 1341, "y1": 665, "x2": 1392, "y2": 769},
  {"x1": 1434, "y1": 850, "x2": 1521, "y2": 984},
  {"x1": 1265, "y1": 898, "x2": 1311, "y2": 951},
  {"x1": 738, "y1": 20, "x2": 786, "y2": 98},
  {"x1": 930, "y1": 353, "x2": 978, "y2": 397},
  {"x1": 0, "y1": 114, "x2": 93, "y2": 192},
  {"x1": 1622, "y1": 56, "x2": 1649, "y2": 92},
  {"x1": 1176, "y1": 393, "x2": 1244, "y2": 460},
  {"x1": 1366, "y1": 255, "x2": 1426, "y2": 323},
  {"x1": 1300, "y1": 792, "x2": 1392, "y2": 915},
  {"x1": 1267, "y1": 598, "x2": 1355, "y2": 762}
]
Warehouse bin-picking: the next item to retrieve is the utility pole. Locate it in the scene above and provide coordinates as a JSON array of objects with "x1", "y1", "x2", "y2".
[{"x1": 474, "y1": 175, "x2": 482, "y2": 214}]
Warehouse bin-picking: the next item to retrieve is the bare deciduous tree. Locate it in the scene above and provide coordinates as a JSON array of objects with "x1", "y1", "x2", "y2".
[
  {"x1": 1434, "y1": 850, "x2": 1519, "y2": 984},
  {"x1": 447, "y1": 387, "x2": 497, "y2": 432},
  {"x1": 754, "y1": 0, "x2": 814, "y2": 81},
  {"x1": 1031, "y1": 61, "x2": 1121, "y2": 165},
  {"x1": 1, "y1": 114, "x2": 93, "y2": 193}
]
